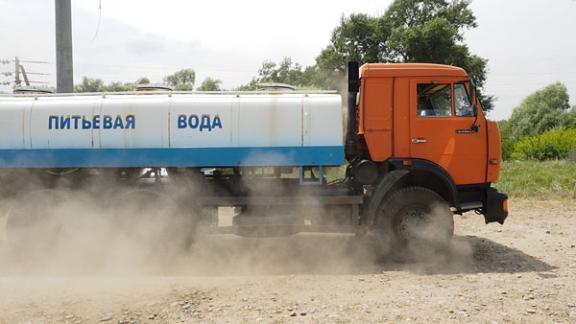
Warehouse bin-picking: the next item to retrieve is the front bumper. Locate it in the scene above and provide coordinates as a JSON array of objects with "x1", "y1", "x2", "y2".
[{"x1": 483, "y1": 187, "x2": 508, "y2": 224}]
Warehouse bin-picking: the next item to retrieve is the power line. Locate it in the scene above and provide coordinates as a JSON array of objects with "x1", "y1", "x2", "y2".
[
  {"x1": 491, "y1": 71, "x2": 576, "y2": 76},
  {"x1": 24, "y1": 72, "x2": 50, "y2": 76},
  {"x1": 0, "y1": 72, "x2": 50, "y2": 77},
  {"x1": 0, "y1": 58, "x2": 50, "y2": 64},
  {"x1": 18, "y1": 59, "x2": 50, "y2": 64},
  {"x1": 92, "y1": 0, "x2": 102, "y2": 41}
]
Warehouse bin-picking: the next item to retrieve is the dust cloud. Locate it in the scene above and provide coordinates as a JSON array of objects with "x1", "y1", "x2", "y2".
[
  {"x1": 403, "y1": 202, "x2": 475, "y2": 274},
  {"x1": 0, "y1": 170, "x2": 474, "y2": 277}
]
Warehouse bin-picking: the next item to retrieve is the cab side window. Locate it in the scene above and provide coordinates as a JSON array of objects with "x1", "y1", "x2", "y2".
[
  {"x1": 454, "y1": 83, "x2": 474, "y2": 117},
  {"x1": 417, "y1": 83, "x2": 452, "y2": 117}
]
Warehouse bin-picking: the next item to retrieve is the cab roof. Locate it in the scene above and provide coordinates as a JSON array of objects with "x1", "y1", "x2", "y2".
[{"x1": 360, "y1": 63, "x2": 468, "y2": 78}]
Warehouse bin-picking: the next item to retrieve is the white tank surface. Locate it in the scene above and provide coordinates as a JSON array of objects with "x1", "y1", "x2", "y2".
[{"x1": 0, "y1": 92, "x2": 344, "y2": 168}]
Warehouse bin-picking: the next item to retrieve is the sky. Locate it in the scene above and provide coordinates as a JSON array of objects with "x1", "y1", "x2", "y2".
[{"x1": 1, "y1": 0, "x2": 575, "y2": 120}]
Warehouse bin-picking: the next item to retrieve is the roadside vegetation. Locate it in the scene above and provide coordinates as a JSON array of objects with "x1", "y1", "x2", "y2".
[
  {"x1": 499, "y1": 83, "x2": 576, "y2": 161},
  {"x1": 496, "y1": 83, "x2": 576, "y2": 199},
  {"x1": 496, "y1": 161, "x2": 576, "y2": 199}
]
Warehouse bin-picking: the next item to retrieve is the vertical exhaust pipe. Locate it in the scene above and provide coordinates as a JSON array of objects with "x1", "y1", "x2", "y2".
[{"x1": 346, "y1": 62, "x2": 360, "y2": 162}]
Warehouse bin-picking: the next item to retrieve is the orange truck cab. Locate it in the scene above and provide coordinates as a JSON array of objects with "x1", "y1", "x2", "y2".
[{"x1": 346, "y1": 62, "x2": 508, "y2": 226}]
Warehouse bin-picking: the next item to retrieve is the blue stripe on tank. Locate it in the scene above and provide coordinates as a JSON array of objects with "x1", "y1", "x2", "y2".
[{"x1": 0, "y1": 146, "x2": 344, "y2": 168}]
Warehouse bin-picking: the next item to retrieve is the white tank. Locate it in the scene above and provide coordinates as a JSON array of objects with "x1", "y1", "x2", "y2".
[{"x1": 0, "y1": 92, "x2": 344, "y2": 168}]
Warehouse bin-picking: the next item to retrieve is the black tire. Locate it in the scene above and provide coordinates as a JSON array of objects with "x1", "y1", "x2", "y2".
[{"x1": 376, "y1": 186, "x2": 454, "y2": 253}]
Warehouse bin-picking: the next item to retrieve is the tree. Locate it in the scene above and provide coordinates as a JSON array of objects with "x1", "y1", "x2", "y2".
[
  {"x1": 103, "y1": 81, "x2": 135, "y2": 92},
  {"x1": 238, "y1": 57, "x2": 319, "y2": 90},
  {"x1": 164, "y1": 69, "x2": 195, "y2": 91},
  {"x1": 507, "y1": 83, "x2": 570, "y2": 139},
  {"x1": 135, "y1": 77, "x2": 150, "y2": 85},
  {"x1": 75, "y1": 77, "x2": 149, "y2": 92},
  {"x1": 75, "y1": 77, "x2": 104, "y2": 92},
  {"x1": 315, "y1": 14, "x2": 388, "y2": 73},
  {"x1": 314, "y1": 0, "x2": 492, "y2": 109},
  {"x1": 257, "y1": 58, "x2": 305, "y2": 85},
  {"x1": 560, "y1": 106, "x2": 576, "y2": 129},
  {"x1": 312, "y1": 14, "x2": 387, "y2": 90},
  {"x1": 197, "y1": 77, "x2": 222, "y2": 91}
]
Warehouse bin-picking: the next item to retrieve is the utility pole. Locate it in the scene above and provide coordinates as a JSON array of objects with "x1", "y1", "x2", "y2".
[{"x1": 55, "y1": 0, "x2": 74, "y2": 93}]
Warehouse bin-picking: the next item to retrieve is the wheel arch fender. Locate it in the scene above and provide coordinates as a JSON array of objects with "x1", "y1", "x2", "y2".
[
  {"x1": 365, "y1": 159, "x2": 460, "y2": 226},
  {"x1": 365, "y1": 169, "x2": 409, "y2": 226}
]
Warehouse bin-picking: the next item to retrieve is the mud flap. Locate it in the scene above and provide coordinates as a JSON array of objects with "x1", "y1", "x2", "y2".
[{"x1": 484, "y1": 188, "x2": 508, "y2": 224}]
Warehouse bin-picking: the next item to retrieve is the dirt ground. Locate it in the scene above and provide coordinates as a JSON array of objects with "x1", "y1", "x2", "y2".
[{"x1": 0, "y1": 199, "x2": 575, "y2": 323}]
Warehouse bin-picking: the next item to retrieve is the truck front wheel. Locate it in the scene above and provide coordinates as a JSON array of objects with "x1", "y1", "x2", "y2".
[{"x1": 376, "y1": 186, "x2": 454, "y2": 252}]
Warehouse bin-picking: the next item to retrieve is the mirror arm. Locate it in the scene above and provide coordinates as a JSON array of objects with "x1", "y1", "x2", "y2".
[{"x1": 469, "y1": 79, "x2": 479, "y2": 132}]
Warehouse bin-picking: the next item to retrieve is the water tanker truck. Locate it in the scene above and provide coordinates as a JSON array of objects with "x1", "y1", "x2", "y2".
[{"x1": 0, "y1": 62, "x2": 508, "y2": 249}]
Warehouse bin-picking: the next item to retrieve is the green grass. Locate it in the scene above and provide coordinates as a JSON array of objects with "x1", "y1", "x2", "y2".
[
  {"x1": 495, "y1": 160, "x2": 576, "y2": 199},
  {"x1": 325, "y1": 160, "x2": 576, "y2": 199}
]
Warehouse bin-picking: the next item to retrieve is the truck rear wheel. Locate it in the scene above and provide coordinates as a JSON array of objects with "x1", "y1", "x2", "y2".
[{"x1": 376, "y1": 186, "x2": 454, "y2": 253}]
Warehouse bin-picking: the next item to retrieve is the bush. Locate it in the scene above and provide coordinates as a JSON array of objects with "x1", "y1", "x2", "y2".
[
  {"x1": 511, "y1": 128, "x2": 576, "y2": 161},
  {"x1": 498, "y1": 120, "x2": 515, "y2": 160},
  {"x1": 496, "y1": 160, "x2": 576, "y2": 199},
  {"x1": 501, "y1": 137, "x2": 515, "y2": 161}
]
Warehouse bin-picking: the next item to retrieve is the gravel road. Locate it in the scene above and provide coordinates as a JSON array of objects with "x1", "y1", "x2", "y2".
[{"x1": 0, "y1": 200, "x2": 575, "y2": 323}]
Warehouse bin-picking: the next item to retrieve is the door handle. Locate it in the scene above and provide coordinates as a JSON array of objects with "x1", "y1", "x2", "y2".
[{"x1": 411, "y1": 138, "x2": 427, "y2": 144}]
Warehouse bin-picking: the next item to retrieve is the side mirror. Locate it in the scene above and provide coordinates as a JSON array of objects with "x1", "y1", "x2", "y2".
[{"x1": 348, "y1": 62, "x2": 360, "y2": 93}]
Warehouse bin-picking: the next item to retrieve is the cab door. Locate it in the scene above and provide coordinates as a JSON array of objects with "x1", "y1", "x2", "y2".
[{"x1": 408, "y1": 78, "x2": 487, "y2": 185}]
